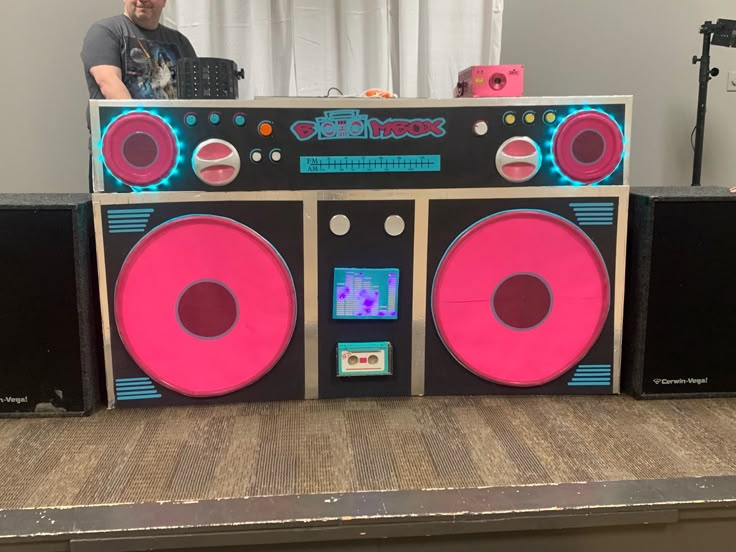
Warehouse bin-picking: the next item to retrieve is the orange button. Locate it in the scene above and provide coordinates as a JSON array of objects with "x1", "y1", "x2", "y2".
[{"x1": 258, "y1": 122, "x2": 273, "y2": 137}]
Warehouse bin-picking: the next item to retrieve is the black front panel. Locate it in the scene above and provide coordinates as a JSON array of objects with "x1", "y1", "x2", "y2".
[
  {"x1": 641, "y1": 200, "x2": 736, "y2": 395},
  {"x1": 0, "y1": 208, "x2": 87, "y2": 414},
  {"x1": 317, "y1": 200, "x2": 414, "y2": 398},
  {"x1": 424, "y1": 197, "x2": 619, "y2": 395},
  {"x1": 103, "y1": 201, "x2": 304, "y2": 406},
  {"x1": 97, "y1": 102, "x2": 626, "y2": 192}
]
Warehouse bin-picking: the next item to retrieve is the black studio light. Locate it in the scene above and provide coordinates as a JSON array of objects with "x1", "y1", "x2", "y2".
[{"x1": 691, "y1": 19, "x2": 736, "y2": 187}]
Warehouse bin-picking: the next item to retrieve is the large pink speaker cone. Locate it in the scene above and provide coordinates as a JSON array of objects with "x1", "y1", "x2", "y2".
[
  {"x1": 432, "y1": 210, "x2": 610, "y2": 386},
  {"x1": 114, "y1": 215, "x2": 297, "y2": 397}
]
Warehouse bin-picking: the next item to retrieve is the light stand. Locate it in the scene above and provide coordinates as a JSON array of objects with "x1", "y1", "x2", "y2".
[{"x1": 691, "y1": 19, "x2": 736, "y2": 187}]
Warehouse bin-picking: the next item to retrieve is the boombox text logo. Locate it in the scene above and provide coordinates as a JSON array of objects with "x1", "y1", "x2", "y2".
[{"x1": 291, "y1": 109, "x2": 446, "y2": 141}]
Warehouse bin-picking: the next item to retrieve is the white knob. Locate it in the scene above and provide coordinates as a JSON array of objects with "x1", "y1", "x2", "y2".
[
  {"x1": 473, "y1": 120, "x2": 489, "y2": 136},
  {"x1": 251, "y1": 150, "x2": 263, "y2": 163},
  {"x1": 270, "y1": 149, "x2": 282, "y2": 162},
  {"x1": 192, "y1": 139, "x2": 240, "y2": 186}
]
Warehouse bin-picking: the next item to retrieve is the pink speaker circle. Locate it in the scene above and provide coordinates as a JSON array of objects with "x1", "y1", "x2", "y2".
[
  {"x1": 432, "y1": 210, "x2": 610, "y2": 387},
  {"x1": 551, "y1": 111, "x2": 623, "y2": 184},
  {"x1": 102, "y1": 112, "x2": 178, "y2": 187},
  {"x1": 114, "y1": 215, "x2": 297, "y2": 397}
]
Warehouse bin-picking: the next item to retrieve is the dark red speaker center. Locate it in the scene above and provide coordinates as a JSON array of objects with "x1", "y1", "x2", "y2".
[
  {"x1": 102, "y1": 112, "x2": 178, "y2": 187},
  {"x1": 177, "y1": 280, "x2": 239, "y2": 339},
  {"x1": 492, "y1": 273, "x2": 552, "y2": 330},
  {"x1": 552, "y1": 110, "x2": 623, "y2": 184}
]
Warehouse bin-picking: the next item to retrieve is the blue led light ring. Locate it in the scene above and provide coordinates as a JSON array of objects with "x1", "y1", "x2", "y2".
[{"x1": 546, "y1": 107, "x2": 626, "y2": 186}]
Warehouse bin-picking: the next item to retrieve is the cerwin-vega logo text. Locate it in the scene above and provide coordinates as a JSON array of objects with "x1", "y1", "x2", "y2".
[{"x1": 290, "y1": 109, "x2": 446, "y2": 141}]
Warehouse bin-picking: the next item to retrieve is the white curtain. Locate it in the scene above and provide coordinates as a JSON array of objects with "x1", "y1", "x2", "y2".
[{"x1": 165, "y1": 0, "x2": 503, "y2": 99}]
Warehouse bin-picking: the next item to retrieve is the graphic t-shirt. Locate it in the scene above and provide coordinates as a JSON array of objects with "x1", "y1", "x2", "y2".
[{"x1": 81, "y1": 15, "x2": 197, "y2": 103}]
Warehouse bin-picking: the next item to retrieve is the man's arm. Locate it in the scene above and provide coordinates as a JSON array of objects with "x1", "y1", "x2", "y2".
[
  {"x1": 89, "y1": 65, "x2": 132, "y2": 99},
  {"x1": 82, "y1": 21, "x2": 132, "y2": 99}
]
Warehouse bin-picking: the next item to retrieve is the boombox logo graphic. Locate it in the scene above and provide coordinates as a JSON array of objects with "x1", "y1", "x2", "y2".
[{"x1": 291, "y1": 109, "x2": 446, "y2": 141}]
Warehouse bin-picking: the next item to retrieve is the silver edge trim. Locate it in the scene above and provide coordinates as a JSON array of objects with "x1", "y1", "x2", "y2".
[
  {"x1": 411, "y1": 198, "x2": 429, "y2": 396},
  {"x1": 92, "y1": 186, "x2": 625, "y2": 204},
  {"x1": 302, "y1": 198, "x2": 319, "y2": 399},
  {"x1": 92, "y1": 196, "x2": 116, "y2": 408},
  {"x1": 623, "y1": 96, "x2": 633, "y2": 187},
  {"x1": 613, "y1": 186, "x2": 630, "y2": 393},
  {"x1": 90, "y1": 103, "x2": 104, "y2": 193},
  {"x1": 90, "y1": 96, "x2": 633, "y2": 110}
]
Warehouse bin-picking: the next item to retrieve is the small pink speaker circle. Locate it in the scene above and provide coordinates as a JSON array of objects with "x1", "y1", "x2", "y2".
[
  {"x1": 551, "y1": 110, "x2": 624, "y2": 184},
  {"x1": 102, "y1": 112, "x2": 178, "y2": 187}
]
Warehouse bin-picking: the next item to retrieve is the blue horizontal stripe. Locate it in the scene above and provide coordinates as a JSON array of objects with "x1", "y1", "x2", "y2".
[
  {"x1": 108, "y1": 223, "x2": 149, "y2": 229},
  {"x1": 300, "y1": 155, "x2": 441, "y2": 173},
  {"x1": 569, "y1": 202, "x2": 614, "y2": 207},
  {"x1": 574, "y1": 372, "x2": 611, "y2": 376},
  {"x1": 568, "y1": 382, "x2": 611, "y2": 386},
  {"x1": 115, "y1": 386, "x2": 157, "y2": 393},
  {"x1": 571, "y1": 379, "x2": 611, "y2": 383},
  {"x1": 108, "y1": 218, "x2": 151, "y2": 224},
  {"x1": 108, "y1": 213, "x2": 152, "y2": 218},
  {"x1": 108, "y1": 209, "x2": 155, "y2": 214},
  {"x1": 579, "y1": 222, "x2": 613, "y2": 226},
  {"x1": 572, "y1": 206, "x2": 615, "y2": 211},
  {"x1": 116, "y1": 377, "x2": 152, "y2": 383},
  {"x1": 109, "y1": 229, "x2": 147, "y2": 234},
  {"x1": 578, "y1": 365, "x2": 612, "y2": 368},
  {"x1": 117, "y1": 393, "x2": 162, "y2": 400},
  {"x1": 116, "y1": 380, "x2": 154, "y2": 386}
]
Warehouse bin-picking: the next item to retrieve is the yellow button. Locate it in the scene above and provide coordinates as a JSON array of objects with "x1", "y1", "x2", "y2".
[
  {"x1": 523, "y1": 111, "x2": 536, "y2": 124},
  {"x1": 544, "y1": 111, "x2": 557, "y2": 124},
  {"x1": 504, "y1": 113, "x2": 516, "y2": 125},
  {"x1": 259, "y1": 121, "x2": 273, "y2": 137}
]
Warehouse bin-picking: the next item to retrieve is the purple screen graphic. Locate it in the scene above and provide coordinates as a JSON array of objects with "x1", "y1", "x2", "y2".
[{"x1": 333, "y1": 268, "x2": 399, "y2": 320}]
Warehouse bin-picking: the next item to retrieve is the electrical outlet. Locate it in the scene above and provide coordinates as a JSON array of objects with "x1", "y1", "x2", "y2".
[{"x1": 728, "y1": 71, "x2": 736, "y2": 92}]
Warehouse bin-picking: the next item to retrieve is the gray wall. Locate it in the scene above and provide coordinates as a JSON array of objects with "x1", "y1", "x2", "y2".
[
  {"x1": 0, "y1": 0, "x2": 121, "y2": 193},
  {"x1": 502, "y1": 0, "x2": 736, "y2": 188}
]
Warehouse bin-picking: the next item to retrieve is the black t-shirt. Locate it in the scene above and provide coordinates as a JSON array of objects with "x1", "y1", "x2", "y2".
[{"x1": 81, "y1": 15, "x2": 197, "y2": 102}]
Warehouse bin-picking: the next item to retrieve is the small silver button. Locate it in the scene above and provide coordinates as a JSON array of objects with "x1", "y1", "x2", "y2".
[
  {"x1": 384, "y1": 215, "x2": 406, "y2": 236},
  {"x1": 329, "y1": 214, "x2": 351, "y2": 236}
]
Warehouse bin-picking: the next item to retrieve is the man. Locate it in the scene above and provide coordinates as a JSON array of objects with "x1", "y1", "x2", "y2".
[
  {"x1": 81, "y1": 0, "x2": 196, "y2": 190},
  {"x1": 81, "y1": 0, "x2": 196, "y2": 101}
]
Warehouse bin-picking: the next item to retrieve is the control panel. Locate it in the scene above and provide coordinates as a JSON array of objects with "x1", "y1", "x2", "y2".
[{"x1": 91, "y1": 97, "x2": 630, "y2": 192}]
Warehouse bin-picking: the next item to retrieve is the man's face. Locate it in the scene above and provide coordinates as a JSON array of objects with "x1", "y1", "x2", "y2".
[{"x1": 123, "y1": 0, "x2": 166, "y2": 29}]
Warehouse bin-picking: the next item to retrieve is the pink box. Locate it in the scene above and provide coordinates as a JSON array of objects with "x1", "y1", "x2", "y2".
[{"x1": 455, "y1": 65, "x2": 524, "y2": 98}]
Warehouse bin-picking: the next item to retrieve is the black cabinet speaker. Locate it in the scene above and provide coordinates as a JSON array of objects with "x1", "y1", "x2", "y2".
[
  {"x1": 0, "y1": 194, "x2": 101, "y2": 415},
  {"x1": 624, "y1": 187, "x2": 736, "y2": 398}
]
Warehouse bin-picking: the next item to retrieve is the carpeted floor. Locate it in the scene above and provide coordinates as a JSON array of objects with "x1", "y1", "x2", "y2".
[{"x1": 1, "y1": 394, "x2": 735, "y2": 509}]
